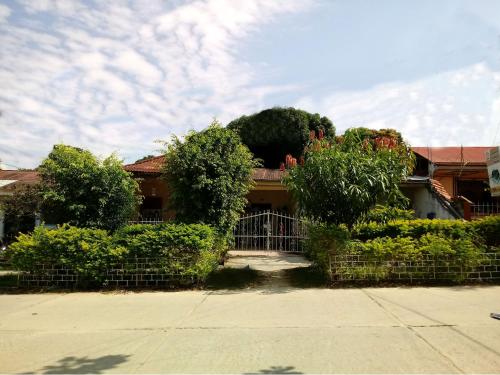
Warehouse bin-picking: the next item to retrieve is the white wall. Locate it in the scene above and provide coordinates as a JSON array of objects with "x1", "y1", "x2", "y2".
[{"x1": 411, "y1": 186, "x2": 456, "y2": 219}]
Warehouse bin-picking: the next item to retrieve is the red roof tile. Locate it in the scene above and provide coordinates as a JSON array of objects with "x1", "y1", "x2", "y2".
[
  {"x1": 0, "y1": 170, "x2": 39, "y2": 191},
  {"x1": 429, "y1": 178, "x2": 452, "y2": 202},
  {"x1": 123, "y1": 156, "x2": 284, "y2": 181},
  {"x1": 412, "y1": 147, "x2": 493, "y2": 165},
  {"x1": 252, "y1": 168, "x2": 285, "y2": 181},
  {"x1": 124, "y1": 155, "x2": 165, "y2": 174}
]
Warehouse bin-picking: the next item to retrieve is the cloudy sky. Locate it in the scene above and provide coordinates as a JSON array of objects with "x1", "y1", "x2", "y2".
[{"x1": 1, "y1": 0, "x2": 500, "y2": 168}]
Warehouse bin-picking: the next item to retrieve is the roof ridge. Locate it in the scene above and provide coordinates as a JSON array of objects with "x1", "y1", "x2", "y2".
[{"x1": 125, "y1": 155, "x2": 164, "y2": 167}]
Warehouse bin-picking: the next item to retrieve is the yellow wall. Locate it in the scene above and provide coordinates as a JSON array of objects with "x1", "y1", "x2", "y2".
[{"x1": 136, "y1": 177, "x2": 294, "y2": 218}]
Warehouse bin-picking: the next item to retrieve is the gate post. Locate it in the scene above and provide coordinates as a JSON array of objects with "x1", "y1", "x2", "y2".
[{"x1": 266, "y1": 211, "x2": 270, "y2": 251}]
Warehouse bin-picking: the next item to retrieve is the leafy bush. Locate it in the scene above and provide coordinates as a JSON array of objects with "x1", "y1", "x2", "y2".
[
  {"x1": 471, "y1": 215, "x2": 500, "y2": 247},
  {"x1": 8, "y1": 225, "x2": 126, "y2": 284},
  {"x1": 305, "y1": 223, "x2": 350, "y2": 275},
  {"x1": 114, "y1": 223, "x2": 226, "y2": 280},
  {"x1": 362, "y1": 205, "x2": 415, "y2": 224},
  {"x1": 284, "y1": 129, "x2": 413, "y2": 226},
  {"x1": 38, "y1": 144, "x2": 141, "y2": 230},
  {"x1": 352, "y1": 219, "x2": 474, "y2": 241},
  {"x1": 163, "y1": 121, "x2": 257, "y2": 234},
  {"x1": 7, "y1": 223, "x2": 227, "y2": 286}
]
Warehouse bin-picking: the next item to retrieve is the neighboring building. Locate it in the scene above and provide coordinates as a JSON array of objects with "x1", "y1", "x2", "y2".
[
  {"x1": 412, "y1": 146, "x2": 499, "y2": 218},
  {"x1": 0, "y1": 170, "x2": 39, "y2": 242}
]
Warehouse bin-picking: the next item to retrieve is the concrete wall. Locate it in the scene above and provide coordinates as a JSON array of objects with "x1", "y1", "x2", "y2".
[{"x1": 402, "y1": 185, "x2": 456, "y2": 219}]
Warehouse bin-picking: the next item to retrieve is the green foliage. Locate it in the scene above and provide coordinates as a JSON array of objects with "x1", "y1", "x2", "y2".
[
  {"x1": 471, "y1": 215, "x2": 500, "y2": 247},
  {"x1": 163, "y1": 121, "x2": 257, "y2": 234},
  {"x1": 1, "y1": 184, "x2": 41, "y2": 238},
  {"x1": 38, "y1": 144, "x2": 141, "y2": 231},
  {"x1": 285, "y1": 129, "x2": 414, "y2": 227},
  {"x1": 362, "y1": 205, "x2": 415, "y2": 224},
  {"x1": 227, "y1": 107, "x2": 335, "y2": 168},
  {"x1": 305, "y1": 223, "x2": 350, "y2": 275},
  {"x1": 8, "y1": 225, "x2": 125, "y2": 284},
  {"x1": 114, "y1": 223, "x2": 225, "y2": 280},
  {"x1": 352, "y1": 219, "x2": 474, "y2": 241},
  {"x1": 7, "y1": 223, "x2": 226, "y2": 285}
]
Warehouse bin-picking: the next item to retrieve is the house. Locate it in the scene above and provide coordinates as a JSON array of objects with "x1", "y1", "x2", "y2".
[
  {"x1": 123, "y1": 153, "x2": 464, "y2": 221},
  {"x1": 123, "y1": 156, "x2": 293, "y2": 221},
  {"x1": 1, "y1": 146, "x2": 497, "y2": 241},
  {"x1": 412, "y1": 146, "x2": 499, "y2": 218},
  {"x1": 0, "y1": 170, "x2": 39, "y2": 242}
]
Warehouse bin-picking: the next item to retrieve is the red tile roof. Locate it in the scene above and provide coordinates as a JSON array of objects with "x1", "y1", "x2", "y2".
[
  {"x1": 124, "y1": 156, "x2": 285, "y2": 181},
  {"x1": 0, "y1": 170, "x2": 39, "y2": 191},
  {"x1": 412, "y1": 147, "x2": 493, "y2": 166},
  {"x1": 429, "y1": 178, "x2": 452, "y2": 202},
  {"x1": 252, "y1": 168, "x2": 285, "y2": 181},
  {"x1": 123, "y1": 155, "x2": 166, "y2": 174}
]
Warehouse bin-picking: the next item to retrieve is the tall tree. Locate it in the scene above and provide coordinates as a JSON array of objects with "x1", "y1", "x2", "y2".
[
  {"x1": 163, "y1": 121, "x2": 257, "y2": 233},
  {"x1": 227, "y1": 107, "x2": 334, "y2": 168},
  {"x1": 39, "y1": 145, "x2": 141, "y2": 230},
  {"x1": 284, "y1": 128, "x2": 414, "y2": 226}
]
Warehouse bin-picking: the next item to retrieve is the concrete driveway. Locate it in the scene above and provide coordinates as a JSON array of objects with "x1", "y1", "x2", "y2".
[{"x1": 1, "y1": 284, "x2": 500, "y2": 374}]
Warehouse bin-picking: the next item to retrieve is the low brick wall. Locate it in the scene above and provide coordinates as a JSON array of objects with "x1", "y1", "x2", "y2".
[
  {"x1": 329, "y1": 253, "x2": 500, "y2": 282},
  {"x1": 19, "y1": 257, "x2": 196, "y2": 288}
]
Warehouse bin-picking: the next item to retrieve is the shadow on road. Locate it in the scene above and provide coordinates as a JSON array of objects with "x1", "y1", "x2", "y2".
[
  {"x1": 40, "y1": 355, "x2": 130, "y2": 374},
  {"x1": 245, "y1": 365, "x2": 303, "y2": 374},
  {"x1": 205, "y1": 265, "x2": 327, "y2": 293}
]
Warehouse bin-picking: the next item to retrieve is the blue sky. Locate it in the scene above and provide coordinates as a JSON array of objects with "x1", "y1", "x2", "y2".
[{"x1": 0, "y1": 0, "x2": 499, "y2": 168}]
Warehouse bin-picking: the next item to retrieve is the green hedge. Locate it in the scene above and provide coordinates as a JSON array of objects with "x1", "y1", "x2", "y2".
[
  {"x1": 306, "y1": 221, "x2": 488, "y2": 282},
  {"x1": 8, "y1": 223, "x2": 226, "y2": 286},
  {"x1": 471, "y1": 216, "x2": 500, "y2": 247},
  {"x1": 8, "y1": 225, "x2": 126, "y2": 284},
  {"x1": 352, "y1": 219, "x2": 474, "y2": 242}
]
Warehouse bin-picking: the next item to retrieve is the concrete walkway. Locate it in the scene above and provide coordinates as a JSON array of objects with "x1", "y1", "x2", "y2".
[{"x1": 1, "y1": 285, "x2": 500, "y2": 373}]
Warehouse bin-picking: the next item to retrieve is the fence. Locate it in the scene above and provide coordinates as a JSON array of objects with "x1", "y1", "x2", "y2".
[
  {"x1": 329, "y1": 253, "x2": 500, "y2": 283},
  {"x1": 128, "y1": 219, "x2": 164, "y2": 225},
  {"x1": 233, "y1": 210, "x2": 308, "y2": 252},
  {"x1": 471, "y1": 202, "x2": 500, "y2": 219},
  {"x1": 17, "y1": 257, "x2": 198, "y2": 288}
]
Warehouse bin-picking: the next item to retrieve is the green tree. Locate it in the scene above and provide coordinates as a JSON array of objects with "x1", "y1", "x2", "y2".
[
  {"x1": 284, "y1": 129, "x2": 414, "y2": 227},
  {"x1": 227, "y1": 107, "x2": 334, "y2": 168},
  {"x1": 39, "y1": 145, "x2": 141, "y2": 230},
  {"x1": 163, "y1": 121, "x2": 257, "y2": 233}
]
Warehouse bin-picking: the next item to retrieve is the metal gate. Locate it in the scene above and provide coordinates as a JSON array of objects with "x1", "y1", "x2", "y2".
[{"x1": 232, "y1": 210, "x2": 308, "y2": 252}]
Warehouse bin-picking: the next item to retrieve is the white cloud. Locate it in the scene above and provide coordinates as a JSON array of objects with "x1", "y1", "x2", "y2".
[
  {"x1": 0, "y1": 4, "x2": 11, "y2": 22},
  {"x1": 295, "y1": 63, "x2": 500, "y2": 147},
  {"x1": 0, "y1": 0, "x2": 314, "y2": 168}
]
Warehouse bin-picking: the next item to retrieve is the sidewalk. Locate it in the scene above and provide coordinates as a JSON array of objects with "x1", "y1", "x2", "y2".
[{"x1": 1, "y1": 285, "x2": 500, "y2": 373}]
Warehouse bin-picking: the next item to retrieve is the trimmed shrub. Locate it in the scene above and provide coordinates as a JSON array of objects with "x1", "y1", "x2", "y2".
[
  {"x1": 8, "y1": 225, "x2": 126, "y2": 284},
  {"x1": 7, "y1": 223, "x2": 227, "y2": 287},
  {"x1": 114, "y1": 223, "x2": 226, "y2": 280},
  {"x1": 305, "y1": 223, "x2": 350, "y2": 275},
  {"x1": 352, "y1": 219, "x2": 474, "y2": 242},
  {"x1": 471, "y1": 215, "x2": 500, "y2": 247}
]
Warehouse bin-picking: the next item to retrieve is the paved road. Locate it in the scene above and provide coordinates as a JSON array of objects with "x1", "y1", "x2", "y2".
[{"x1": 1, "y1": 284, "x2": 500, "y2": 373}]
